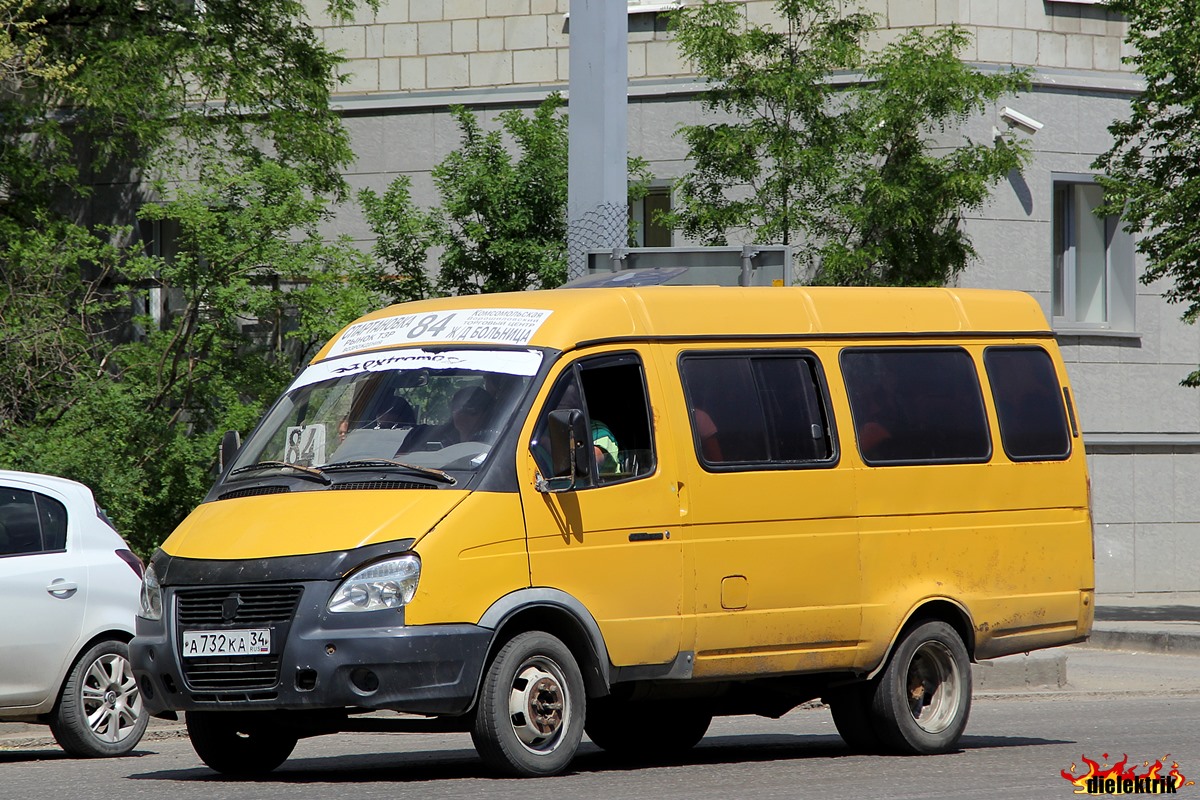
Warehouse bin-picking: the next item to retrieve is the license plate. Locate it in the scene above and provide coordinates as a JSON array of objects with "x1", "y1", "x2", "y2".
[{"x1": 181, "y1": 629, "x2": 271, "y2": 658}]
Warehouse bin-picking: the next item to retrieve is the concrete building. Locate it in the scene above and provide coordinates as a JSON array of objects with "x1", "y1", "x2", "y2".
[{"x1": 298, "y1": 0, "x2": 1200, "y2": 596}]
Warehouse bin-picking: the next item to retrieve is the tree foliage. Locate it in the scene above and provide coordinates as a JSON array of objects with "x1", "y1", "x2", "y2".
[
  {"x1": 667, "y1": 0, "x2": 1030, "y2": 286},
  {"x1": 363, "y1": 94, "x2": 648, "y2": 297},
  {"x1": 0, "y1": 0, "x2": 382, "y2": 554},
  {"x1": 1093, "y1": 0, "x2": 1200, "y2": 385}
]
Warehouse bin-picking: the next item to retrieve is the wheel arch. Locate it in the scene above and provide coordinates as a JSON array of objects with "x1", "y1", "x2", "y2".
[
  {"x1": 43, "y1": 628, "x2": 135, "y2": 718},
  {"x1": 477, "y1": 589, "x2": 612, "y2": 701},
  {"x1": 866, "y1": 598, "x2": 976, "y2": 681}
]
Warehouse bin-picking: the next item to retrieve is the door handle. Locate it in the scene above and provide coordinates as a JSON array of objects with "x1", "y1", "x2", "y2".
[
  {"x1": 628, "y1": 531, "x2": 669, "y2": 542},
  {"x1": 46, "y1": 579, "x2": 78, "y2": 598}
]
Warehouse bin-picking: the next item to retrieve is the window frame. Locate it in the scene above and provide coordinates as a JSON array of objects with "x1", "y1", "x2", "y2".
[
  {"x1": 629, "y1": 183, "x2": 673, "y2": 248},
  {"x1": 983, "y1": 345, "x2": 1073, "y2": 463},
  {"x1": 531, "y1": 351, "x2": 659, "y2": 490},
  {"x1": 0, "y1": 488, "x2": 68, "y2": 557},
  {"x1": 840, "y1": 345, "x2": 993, "y2": 467},
  {"x1": 677, "y1": 348, "x2": 840, "y2": 473},
  {"x1": 1051, "y1": 173, "x2": 1136, "y2": 334}
]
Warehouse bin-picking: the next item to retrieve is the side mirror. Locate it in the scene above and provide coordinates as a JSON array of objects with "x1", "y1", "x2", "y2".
[
  {"x1": 219, "y1": 430, "x2": 242, "y2": 473},
  {"x1": 538, "y1": 409, "x2": 589, "y2": 492}
]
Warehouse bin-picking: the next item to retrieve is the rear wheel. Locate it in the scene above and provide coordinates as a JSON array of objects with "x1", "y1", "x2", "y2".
[
  {"x1": 471, "y1": 631, "x2": 585, "y2": 777},
  {"x1": 826, "y1": 683, "x2": 883, "y2": 753},
  {"x1": 186, "y1": 711, "x2": 298, "y2": 776},
  {"x1": 51, "y1": 639, "x2": 149, "y2": 758},
  {"x1": 586, "y1": 696, "x2": 711, "y2": 759},
  {"x1": 871, "y1": 620, "x2": 971, "y2": 754}
]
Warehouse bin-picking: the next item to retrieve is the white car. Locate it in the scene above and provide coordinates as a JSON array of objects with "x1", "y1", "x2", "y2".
[{"x1": 0, "y1": 470, "x2": 149, "y2": 756}]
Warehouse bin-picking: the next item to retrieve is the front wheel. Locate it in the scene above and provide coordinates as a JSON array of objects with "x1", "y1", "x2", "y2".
[
  {"x1": 51, "y1": 639, "x2": 149, "y2": 758},
  {"x1": 186, "y1": 711, "x2": 298, "y2": 776},
  {"x1": 471, "y1": 631, "x2": 585, "y2": 777},
  {"x1": 871, "y1": 620, "x2": 971, "y2": 754}
]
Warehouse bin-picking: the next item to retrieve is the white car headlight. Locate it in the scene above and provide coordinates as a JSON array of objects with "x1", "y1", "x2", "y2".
[
  {"x1": 329, "y1": 555, "x2": 420, "y2": 613},
  {"x1": 139, "y1": 563, "x2": 163, "y2": 621}
]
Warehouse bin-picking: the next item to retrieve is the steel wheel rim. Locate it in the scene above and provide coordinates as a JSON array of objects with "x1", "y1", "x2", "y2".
[
  {"x1": 80, "y1": 653, "x2": 144, "y2": 743},
  {"x1": 904, "y1": 640, "x2": 960, "y2": 734},
  {"x1": 507, "y1": 657, "x2": 569, "y2": 755}
]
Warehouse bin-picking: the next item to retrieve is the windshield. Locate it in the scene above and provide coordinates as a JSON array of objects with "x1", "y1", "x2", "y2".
[{"x1": 226, "y1": 348, "x2": 542, "y2": 481}]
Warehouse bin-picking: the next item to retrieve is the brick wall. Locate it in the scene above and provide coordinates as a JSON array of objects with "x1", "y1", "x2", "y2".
[{"x1": 303, "y1": 0, "x2": 1131, "y2": 96}]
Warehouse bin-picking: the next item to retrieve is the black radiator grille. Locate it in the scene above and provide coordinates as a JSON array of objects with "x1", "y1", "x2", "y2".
[
  {"x1": 176, "y1": 585, "x2": 302, "y2": 626},
  {"x1": 176, "y1": 585, "x2": 302, "y2": 693},
  {"x1": 184, "y1": 656, "x2": 282, "y2": 692}
]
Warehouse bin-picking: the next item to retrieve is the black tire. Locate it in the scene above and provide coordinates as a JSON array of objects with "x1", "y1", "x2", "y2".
[
  {"x1": 186, "y1": 710, "x2": 298, "y2": 776},
  {"x1": 50, "y1": 639, "x2": 149, "y2": 758},
  {"x1": 826, "y1": 683, "x2": 884, "y2": 754},
  {"x1": 870, "y1": 620, "x2": 971, "y2": 754},
  {"x1": 471, "y1": 631, "x2": 585, "y2": 777},
  {"x1": 586, "y1": 697, "x2": 711, "y2": 759}
]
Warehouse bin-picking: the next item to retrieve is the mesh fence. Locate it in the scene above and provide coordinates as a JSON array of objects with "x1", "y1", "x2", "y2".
[{"x1": 567, "y1": 203, "x2": 629, "y2": 280}]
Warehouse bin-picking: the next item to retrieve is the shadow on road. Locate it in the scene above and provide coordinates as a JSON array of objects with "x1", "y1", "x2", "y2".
[
  {"x1": 0, "y1": 748, "x2": 155, "y2": 765},
  {"x1": 125, "y1": 731, "x2": 1072, "y2": 784}
]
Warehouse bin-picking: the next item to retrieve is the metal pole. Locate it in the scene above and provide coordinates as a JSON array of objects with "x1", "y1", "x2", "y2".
[{"x1": 567, "y1": 0, "x2": 629, "y2": 281}]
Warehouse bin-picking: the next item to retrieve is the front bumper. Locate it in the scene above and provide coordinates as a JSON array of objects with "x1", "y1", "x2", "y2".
[{"x1": 130, "y1": 580, "x2": 492, "y2": 717}]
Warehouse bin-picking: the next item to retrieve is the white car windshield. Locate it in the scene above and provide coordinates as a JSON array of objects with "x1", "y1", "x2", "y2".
[{"x1": 226, "y1": 348, "x2": 542, "y2": 480}]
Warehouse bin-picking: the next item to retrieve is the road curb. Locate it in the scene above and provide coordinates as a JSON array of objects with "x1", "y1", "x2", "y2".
[
  {"x1": 1081, "y1": 627, "x2": 1200, "y2": 656},
  {"x1": 0, "y1": 719, "x2": 186, "y2": 752},
  {"x1": 973, "y1": 652, "x2": 1067, "y2": 691}
]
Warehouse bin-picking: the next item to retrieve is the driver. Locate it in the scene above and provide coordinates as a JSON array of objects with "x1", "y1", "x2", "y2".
[{"x1": 447, "y1": 385, "x2": 494, "y2": 444}]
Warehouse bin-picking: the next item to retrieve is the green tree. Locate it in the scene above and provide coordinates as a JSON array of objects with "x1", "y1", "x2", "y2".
[
  {"x1": 433, "y1": 96, "x2": 572, "y2": 295},
  {"x1": 363, "y1": 94, "x2": 650, "y2": 296},
  {"x1": 0, "y1": 0, "x2": 382, "y2": 554},
  {"x1": 358, "y1": 177, "x2": 438, "y2": 304},
  {"x1": 667, "y1": 0, "x2": 1030, "y2": 286},
  {"x1": 1093, "y1": 0, "x2": 1200, "y2": 385}
]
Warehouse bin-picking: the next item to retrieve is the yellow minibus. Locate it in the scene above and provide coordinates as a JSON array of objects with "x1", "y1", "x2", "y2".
[{"x1": 130, "y1": 286, "x2": 1094, "y2": 777}]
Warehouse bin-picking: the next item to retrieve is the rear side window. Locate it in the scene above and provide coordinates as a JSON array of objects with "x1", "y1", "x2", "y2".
[
  {"x1": 984, "y1": 346, "x2": 1071, "y2": 461},
  {"x1": 0, "y1": 489, "x2": 67, "y2": 555},
  {"x1": 37, "y1": 495, "x2": 68, "y2": 551},
  {"x1": 679, "y1": 352, "x2": 835, "y2": 469},
  {"x1": 841, "y1": 347, "x2": 990, "y2": 465}
]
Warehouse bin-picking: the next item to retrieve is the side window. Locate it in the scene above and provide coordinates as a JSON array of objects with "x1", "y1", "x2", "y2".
[
  {"x1": 37, "y1": 494, "x2": 69, "y2": 551},
  {"x1": 0, "y1": 488, "x2": 43, "y2": 555},
  {"x1": 531, "y1": 353, "x2": 656, "y2": 487},
  {"x1": 841, "y1": 347, "x2": 990, "y2": 465},
  {"x1": 984, "y1": 346, "x2": 1071, "y2": 461},
  {"x1": 679, "y1": 352, "x2": 834, "y2": 469},
  {"x1": 1052, "y1": 178, "x2": 1135, "y2": 332}
]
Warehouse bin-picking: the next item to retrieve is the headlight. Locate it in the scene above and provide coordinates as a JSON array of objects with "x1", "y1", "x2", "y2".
[
  {"x1": 328, "y1": 555, "x2": 420, "y2": 613},
  {"x1": 139, "y1": 563, "x2": 163, "y2": 621}
]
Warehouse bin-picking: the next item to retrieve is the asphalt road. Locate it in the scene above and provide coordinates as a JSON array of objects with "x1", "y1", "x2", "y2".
[
  {"x1": 3, "y1": 648, "x2": 1199, "y2": 800},
  {"x1": 5, "y1": 696, "x2": 1199, "y2": 800}
]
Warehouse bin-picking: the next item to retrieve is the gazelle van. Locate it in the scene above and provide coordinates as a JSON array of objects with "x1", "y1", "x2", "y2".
[{"x1": 130, "y1": 286, "x2": 1094, "y2": 777}]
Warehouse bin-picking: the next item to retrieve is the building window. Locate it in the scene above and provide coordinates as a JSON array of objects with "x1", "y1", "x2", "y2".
[
  {"x1": 629, "y1": 185, "x2": 672, "y2": 247},
  {"x1": 626, "y1": 0, "x2": 681, "y2": 12},
  {"x1": 1052, "y1": 177, "x2": 1136, "y2": 331},
  {"x1": 135, "y1": 216, "x2": 184, "y2": 336}
]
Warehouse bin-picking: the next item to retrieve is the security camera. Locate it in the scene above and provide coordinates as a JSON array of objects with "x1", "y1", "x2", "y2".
[{"x1": 1000, "y1": 106, "x2": 1044, "y2": 133}]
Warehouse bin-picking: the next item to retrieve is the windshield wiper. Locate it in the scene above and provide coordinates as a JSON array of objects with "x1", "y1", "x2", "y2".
[
  {"x1": 323, "y1": 458, "x2": 457, "y2": 486},
  {"x1": 229, "y1": 460, "x2": 331, "y2": 485}
]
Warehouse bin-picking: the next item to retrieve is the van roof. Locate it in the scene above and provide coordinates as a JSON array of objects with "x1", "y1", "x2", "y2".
[{"x1": 312, "y1": 286, "x2": 1052, "y2": 362}]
